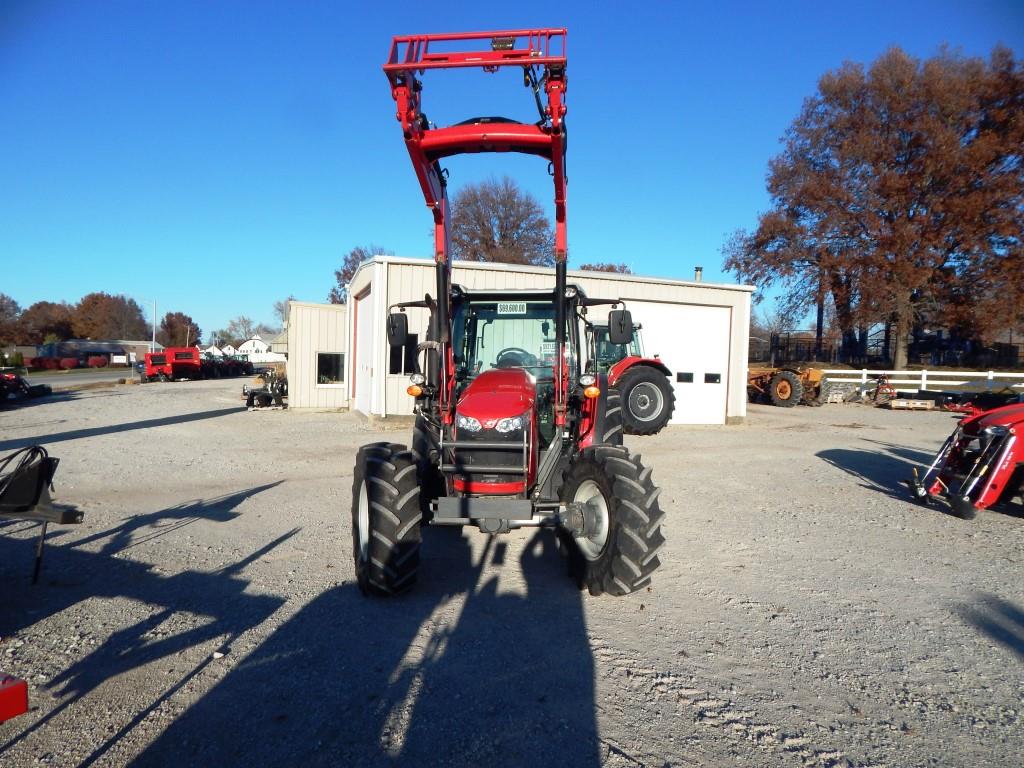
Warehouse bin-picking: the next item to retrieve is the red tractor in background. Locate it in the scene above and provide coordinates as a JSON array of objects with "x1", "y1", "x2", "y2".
[
  {"x1": 908, "y1": 402, "x2": 1024, "y2": 519},
  {"x1": 351, "y1": 29, "x2": 664, "y2": 598},
  {"x1": 587, "y1": 323, "x2": 675, "y2": 434}
]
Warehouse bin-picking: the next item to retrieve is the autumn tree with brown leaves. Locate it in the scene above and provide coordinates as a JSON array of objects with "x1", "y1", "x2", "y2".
[
  {"x1": 450, "y1": 177, "x2": 555, "y2": 266},
  {"x1": 723, "y1": 46, "x2": 1023, "y2": 368},
  {"x1": 72, "y1": 292, "x2": 148, "y2": 340},
  {"x1": 157, "y1": 312, "x2": 202, "y2": 347},
  {"x1": 17, "y1": 301, "x2": 74, "y2": 344},
  {"x1": 328, "y1": 245, "x2": 393, "y2": 304}
]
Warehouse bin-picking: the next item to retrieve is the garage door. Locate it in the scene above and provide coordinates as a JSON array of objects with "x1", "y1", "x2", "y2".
[
  {"x1": 630, "y1": 302, "x2": 731, "y2": 425},
  {"x1": 353, "y1": 288, "x2": 373, "y2": 414}
]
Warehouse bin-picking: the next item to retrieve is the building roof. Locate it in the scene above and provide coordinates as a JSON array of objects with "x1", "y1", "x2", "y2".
[{"x1": 347, "y1": 255, "x2": 755, "y2": 295}]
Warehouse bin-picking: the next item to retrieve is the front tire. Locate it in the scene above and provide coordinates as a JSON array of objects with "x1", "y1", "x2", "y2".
[
  {"x1": 351, "y1": 442, "x2": 422, "y2": 596},
  {"x1": 769, "y1": 370, "x2": 803, "y2": 407},
  {"x1": 618, "y1": 367, "x2": 675, "y2": 435},
  {"x1": 559, "y1": 445, "x2": 665, "y2": 596}
]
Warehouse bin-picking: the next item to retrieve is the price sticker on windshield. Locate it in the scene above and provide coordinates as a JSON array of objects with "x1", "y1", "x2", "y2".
[{"x1": 497, "y1": 302, "x2": 527, "y2": 315}]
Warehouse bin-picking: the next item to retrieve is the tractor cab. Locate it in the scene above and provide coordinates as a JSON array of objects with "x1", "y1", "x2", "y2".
[
  {"x1": 590, "y1": 324, "x2": 643, "y2": 373},
  {"x1": 451, "y1": 287, "x2": 583, "y2": 449}
]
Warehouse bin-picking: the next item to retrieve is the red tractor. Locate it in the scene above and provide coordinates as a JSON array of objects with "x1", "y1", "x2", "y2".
[
  {"x1": 908, "y1": 402, "x2": 1024, "y2": 519},
  {"x1": 351, "y1": 29, "x2": 665, "y2": 597},
  {"x1": 587, "y1": 323, "x2": 674, "y2": 434}
]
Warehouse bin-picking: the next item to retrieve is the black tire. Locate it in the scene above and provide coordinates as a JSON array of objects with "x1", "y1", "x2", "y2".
[
  {"x1": 601, "y1": 387, "x2": 624, "y2": 445},
  {"x1": 351, "y1": 442, "x2": 422, "y2": 596},
  {"x1": 411, "y1": 414, "x2": 445, "y2": 518},
  {"x1": 559, "y1": 445, "x2": 665, "y2": 596},
  {"x1": 769, "y1": 370, "x2": 803, "y2": 407},
  {"x1": 617, "y1": 366, "x2": 675, "y2": 435}
]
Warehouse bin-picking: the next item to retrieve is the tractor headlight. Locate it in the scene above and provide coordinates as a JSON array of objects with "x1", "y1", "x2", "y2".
[
  {"x1": 456, "y1": 414, "x2": 482, "y2": 432},
  {"x1": 409, "y1": 372, "x2": 425, "y2": 385},
  {"x1": 579, "y1": 374, "x2": 596, "y2": 387},
  {"x1": 495, "y1": 414, "x2": 526, "y2": 433}
]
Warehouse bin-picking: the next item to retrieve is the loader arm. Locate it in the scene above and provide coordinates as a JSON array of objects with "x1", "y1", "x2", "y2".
[{"x1": 384, "y1": 29, "x2": 569, "y2": 423}]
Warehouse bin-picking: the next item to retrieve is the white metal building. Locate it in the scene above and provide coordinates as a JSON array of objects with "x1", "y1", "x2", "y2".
[
  {"x1": 289, "y1": 256, "x2": 752, "y2": 424},
  {"x1": 287, "y1": 301, "x2": 349, "y2": 410}
]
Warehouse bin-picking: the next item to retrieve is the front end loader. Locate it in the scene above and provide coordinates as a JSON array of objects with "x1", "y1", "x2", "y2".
[
  {"x1": 350, "y1": 29, "x2": 665, "y2": 597},
  {"x1": 907, "y1": 403, "x2": 1024, "y2": 519}
]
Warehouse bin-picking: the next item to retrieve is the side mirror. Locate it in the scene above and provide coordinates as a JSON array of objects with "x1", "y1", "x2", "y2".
[
  {"x1": 387, "y1": 312, "x2": 408, "y2": 347},
  {"x1": 607, "y1": 309, "x2": 633, "y2": 345}
]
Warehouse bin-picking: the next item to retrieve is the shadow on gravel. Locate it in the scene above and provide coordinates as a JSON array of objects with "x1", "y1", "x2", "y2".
[
  {"x1": 0, "y1": 486, "x2": 293, "y2": 762},
  {"x1": 0, "y1": 390, "x2": 81, "y2": 412},
  {"x1": 818, "y1": 446, "x2": 919, "y2": 502},
  {"x1": 957, "y1": 594, "x2": 1024, "y2": 661},
  {"x1": 68, "y1": 482, "x2": 283, "y2": 556},
  {"x1": 133, "y1": 528, "x2": 601, "y2": 768},
  {"x1": 0, "y1": 406, "x2": 241, "y2": 451}
]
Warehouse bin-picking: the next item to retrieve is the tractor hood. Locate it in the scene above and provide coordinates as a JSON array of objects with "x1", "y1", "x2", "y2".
[
  {"x1": 456, "y1": 368, "x2": 536, "y2": 424},
  {"x1": 966, "y1": 402, "x2": 1024, "y2": 433}
]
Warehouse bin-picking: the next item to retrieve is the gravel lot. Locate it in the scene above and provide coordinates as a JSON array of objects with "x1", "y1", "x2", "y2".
[{"x1": 1, "y1": 379, "x2": 1021, "y2": 767}]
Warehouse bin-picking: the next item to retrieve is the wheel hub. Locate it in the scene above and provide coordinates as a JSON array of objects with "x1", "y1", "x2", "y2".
[
  {"x1": 572, "y1": 480, "x2": 610, "y2": 561},
  {"x1": 628, "y1": 382, "x2": 664, "y2": 422}
]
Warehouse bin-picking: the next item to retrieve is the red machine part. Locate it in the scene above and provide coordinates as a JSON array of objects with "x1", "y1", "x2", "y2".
[
  {"x1": 384, "y1": 30, "x2": 569, "y2": 424},
  {"x1": 914, "y1": 403, "x2": 1024, "y2": 516},
  {"x1": 0, "y1": 673, "x2": 29, "y2": 722},
  {"x1": 607, "y1": 356, "x2": 672, "y2": 388}
]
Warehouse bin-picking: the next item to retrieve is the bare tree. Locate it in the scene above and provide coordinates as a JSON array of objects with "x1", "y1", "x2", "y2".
[
  {"x1": 329, "y1": 246, "x2": 392, "y2": 304},
  {"x1": 450, "y1": 176, "x2": 554, "y2": 266},
  {"x1": 723, "y1": 46, "x2": 1023, "y2": 368},
  {"x1": 274, "y1": 296, "x2": 296, "y2": 326},
  {"x1": 578, "y1": 263, "x2": 632, "y2": 274}
]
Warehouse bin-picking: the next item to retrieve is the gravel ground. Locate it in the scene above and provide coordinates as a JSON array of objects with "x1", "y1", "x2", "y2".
[{"x1": 0, "y1": 379, "x2": 1021, "y2": 767}]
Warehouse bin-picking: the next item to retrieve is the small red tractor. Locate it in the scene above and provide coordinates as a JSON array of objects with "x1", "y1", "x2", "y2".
[
  {"x1": 587, "y1": 323, "x2": 674, "y2": 434},
  {"x1": 144, "y1": 347, "x2": 203, "y2": 382},
  {"x1": 351, "y1": 29, "x2": 664, "y2": 597},
  {"x1": 908, "y1": 402, "x2": 1024, "y2": 519}
]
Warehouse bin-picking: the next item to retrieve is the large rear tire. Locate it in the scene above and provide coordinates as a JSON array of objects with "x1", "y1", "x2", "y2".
[
  {"x1": 351, "y1": 442, "x2": 422, "y2": 596},
  {"x1": 617, "y1": 366, "x2": 675, "y2": 435},
  {"x1": 769, "y1": 370, "x2": 803, "y2": 407},
  {"x1": 559, "y1": 445, "x2": 665, "y2": 596}
]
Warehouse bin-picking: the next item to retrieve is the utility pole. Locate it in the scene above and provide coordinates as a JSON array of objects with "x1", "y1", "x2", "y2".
[{"x1": 151, "y1": 299, "x2": 157, "y2": 352}]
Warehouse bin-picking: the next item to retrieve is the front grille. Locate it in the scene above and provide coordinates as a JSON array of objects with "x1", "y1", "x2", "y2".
[{"x1": 442, "y1": 429, "x2": 527, "y2": 485}]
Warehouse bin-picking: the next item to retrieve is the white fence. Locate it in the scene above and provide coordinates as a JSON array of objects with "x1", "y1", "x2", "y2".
[{"x1": 822, "y1": 369, "x2": 1024, "y2": 393}]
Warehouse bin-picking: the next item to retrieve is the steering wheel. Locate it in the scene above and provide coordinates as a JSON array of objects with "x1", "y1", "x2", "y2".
[{"x1": 494, "y1": 347, "x2": 538, "y2": 368}]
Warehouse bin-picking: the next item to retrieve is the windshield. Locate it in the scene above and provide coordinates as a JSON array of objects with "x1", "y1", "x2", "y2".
[
  {"x1": 452, "y1": 299, "x2": 576, "y2": 381},
  {"x1": 592, "y1": 327, "x2": 641, "y2": 372}
]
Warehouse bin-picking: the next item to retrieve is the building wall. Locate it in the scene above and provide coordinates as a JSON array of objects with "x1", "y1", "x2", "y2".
[
  {"x1": 287, "y1": 300, "x2": 348, "y2": 410},
  {"x1": 348, "y1": 257, "x2": 753, "y2": 425}
]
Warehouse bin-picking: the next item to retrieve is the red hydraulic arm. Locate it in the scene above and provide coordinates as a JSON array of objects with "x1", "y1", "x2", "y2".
[{"x1": 384, "y1": 29, "x2": 570, "y2": 421}]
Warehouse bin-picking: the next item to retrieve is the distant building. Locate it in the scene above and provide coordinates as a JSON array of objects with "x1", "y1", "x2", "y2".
[
  {"x1": 237, "y1": 335, "x2": 286, "y2": 364},
  {"x1": 203, "y1": 345, "x2": 224, "y2": 357},
  {"x1": 220, "y1": 344, "x2": 238, "y2": 357}
]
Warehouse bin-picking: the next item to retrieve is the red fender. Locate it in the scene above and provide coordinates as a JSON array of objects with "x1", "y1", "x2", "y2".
[{"x1": 607, "y1": 356, "x2": 671, "y2": 388}]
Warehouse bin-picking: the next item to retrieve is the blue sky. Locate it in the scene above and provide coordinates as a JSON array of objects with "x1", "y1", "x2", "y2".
[{"x1": 2, "y1": 1, "x2": 1022, "y2": 339}]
